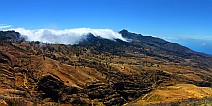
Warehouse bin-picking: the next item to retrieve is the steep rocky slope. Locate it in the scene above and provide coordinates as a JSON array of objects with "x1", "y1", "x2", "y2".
[{"x1": 0, "y1": 30, "x2": 211, "y2": 105}]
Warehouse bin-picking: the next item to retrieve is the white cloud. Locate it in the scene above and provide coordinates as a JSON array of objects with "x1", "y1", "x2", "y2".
[
  {"x1": 10, "y1": 28, "x2": 127, "y2": 44},
  {"x1": 201, "y1": 43, "x2": 206, "y2": 46},
  {"x1": 0, "y1": 24, "x2": 12, "y2": 29}
]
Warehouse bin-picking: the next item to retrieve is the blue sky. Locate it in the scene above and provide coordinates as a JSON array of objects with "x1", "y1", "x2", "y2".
[{"x1": 0, "y1": 0, "x2": 212, "y2": 54}]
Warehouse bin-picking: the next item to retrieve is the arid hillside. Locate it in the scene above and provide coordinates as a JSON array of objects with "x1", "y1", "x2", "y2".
[
  {"x1": 125, "y1": 84, "x2": 212, "y2": 106},
  {"x1": 0, "y1": 30, "x2": 212, "y2": 106}
]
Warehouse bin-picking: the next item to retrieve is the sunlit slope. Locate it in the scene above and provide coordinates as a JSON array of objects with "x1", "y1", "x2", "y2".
[{"x1": 125, "y1": 84, "x2": 212, "y2": 106}]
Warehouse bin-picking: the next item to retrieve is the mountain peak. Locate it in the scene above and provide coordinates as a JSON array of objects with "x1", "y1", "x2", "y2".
[{"x1": 120, "y1": 29, "x2": 129, "y2": 33}]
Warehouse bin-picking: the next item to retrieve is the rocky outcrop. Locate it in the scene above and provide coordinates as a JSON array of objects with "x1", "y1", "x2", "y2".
[
  {"x1": 38, "y1": 74, "x2": 65, "y2": 102},
  {"x1": 37, "y1": 74, "x2": 91, "y2": 105},
  {"x1": 85, "y1": 82, "x2": 126, "y2": 105}
]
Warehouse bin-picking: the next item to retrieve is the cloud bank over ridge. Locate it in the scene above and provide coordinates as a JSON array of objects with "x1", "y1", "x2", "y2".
[
  {"x1": 11, "y1": 28, "x2": 126, "y2": 44},
  {"x1": 5, "y1": 26, "x2": 212, "y2": 54}
]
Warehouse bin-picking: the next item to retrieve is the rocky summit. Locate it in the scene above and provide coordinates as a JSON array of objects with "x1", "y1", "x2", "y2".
[{"x1": 0, "y1": 30, "x2": 212, "y2": 106}]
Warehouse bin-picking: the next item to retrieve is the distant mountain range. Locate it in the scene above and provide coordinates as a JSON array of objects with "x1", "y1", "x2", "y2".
[{"x1": 0, "y1": 30, "x2": 211, "y2": 105}]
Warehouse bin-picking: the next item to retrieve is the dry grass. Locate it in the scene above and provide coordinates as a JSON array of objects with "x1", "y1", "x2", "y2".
[{"x1": 125, "y1": 84, "x2": 212, "y2": 105}]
